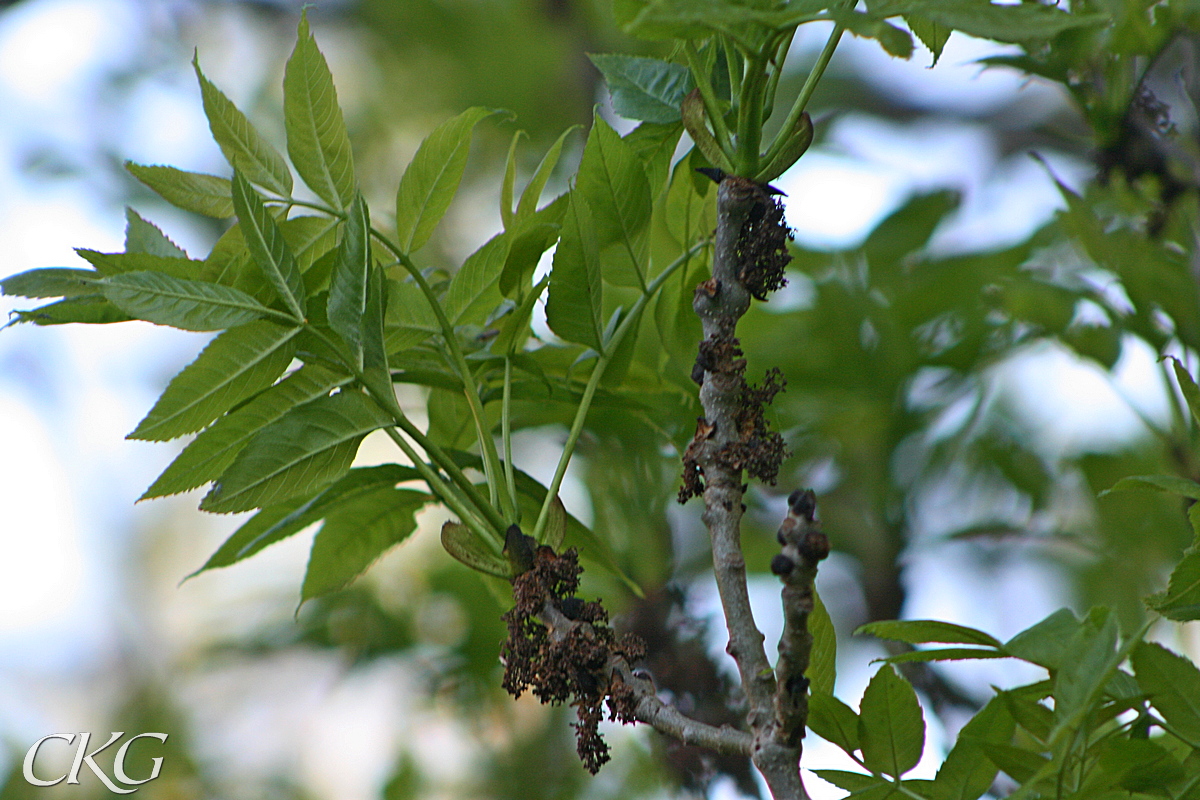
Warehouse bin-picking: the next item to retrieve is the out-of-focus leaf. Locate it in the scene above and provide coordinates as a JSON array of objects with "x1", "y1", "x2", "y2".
[
  {"x1": 1002, "y1": 608, "x2": 1081, "y2": 669},
  {"x1": 129, "y1": 321, "x2": 300, "y2": 441},
  {"x1": 301, "y1": 487, "x2": 430, "y2": 601},
  {"x1": 201, "y1": 389, "x2": 393, "y2": 513},
  {"x1": 871, "y1": 0, "x2": 1107, "y2": 43},
  {"x1": 1169, "y1": 356, "x2": 1200, "y2": 428},
  {"x1": 284, "y1": 11, "x2": 356, "y2": 213},
  {"x1": 396, "y1": 107, "x2": 499, "y2": 252},
  {"x1": 834, "y1": 9, "x2": 914, "y2": 59},
  {"x1": 979, "y1": 742, "x2": 1050, "y2": 784},
  {"x1": 1101, "y1": 474, "x2": 1200, "y2": 501},
  {"x1": 1052, "y1": 607, "x2": 1120, "y2": 723},
  {"x1": 126, "y1": 162, "x2": 235, "y2": 218},
  {"x1": 812, "y1": 770, "x2": 879, "y2": 792}
]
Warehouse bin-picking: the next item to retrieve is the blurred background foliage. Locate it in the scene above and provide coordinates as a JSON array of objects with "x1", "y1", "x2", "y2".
[{"x1": 2, "y1": 0, "x2": 1200, "y2": 797}]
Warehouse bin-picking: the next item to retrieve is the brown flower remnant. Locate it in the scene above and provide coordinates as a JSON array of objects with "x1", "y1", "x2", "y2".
[{"x1": 501, "y1": 541, "x2": 646, "y2": 773}]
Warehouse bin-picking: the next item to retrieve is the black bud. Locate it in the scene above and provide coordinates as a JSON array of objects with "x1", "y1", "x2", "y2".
[
  {"x1": 770, "y1": 553, "x2": 795, "y2": 576},
  {"x1": 696, "y1": 167, "x2": 727, "y2": 185}
]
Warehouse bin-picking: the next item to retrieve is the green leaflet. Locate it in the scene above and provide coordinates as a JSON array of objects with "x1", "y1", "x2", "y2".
[
  {"x1": 99, "y1": 271, "x2": 275, "y2": 331},
  {"x1": 441, "y1": 521, "x2": 509, "y2": 578},
  {"x1": 857, "y1": 619, "x2": 1003, "y2": 649},
  {"x1": 1169, "y1": 356, "x2": 1200, "y2": 428},
  {"x1": 1147, "y1": 548, "x2": 1200, "y2": 621},
  {"x1": 327, "y1": 193, "x2": 371, "y2": 367},
  {"x1": 190, "y1": 464, "x2": 422, "y2": 575},
  {"x1": 516, "y1": 126, "x2": 577, "y2": 222},
  {"x1": 301, "y1": 487, "x2": 431, "y2": 602},
  {"x1": 395, "y1": 106, "x2": 499, "y2": 253},
  {"x1": 77, "y1": 250, "x2": 205, "y2": 280},
  {"x1": 9, "y1": 296, "x2": 129, "y2": 326},
  {"x1": 807, "y1": 690, "x2": 860, "y2": 753},
  {"x1": 931, "y1": 696, "x2": 1013, "y2": 800},
  {"x1": 588, "y1": 53, "x2": 694, "y2": 124},
  {"x1": 444, "y1": 230, "x2": 510, "y2": 325},
  {"x1": 129, "y1": 321, "x2": 300, "y2": 441},
  {"x1": 124, "y1": 209, "x2": 187, "y2": 258},
  {"x1": 499, "y1": 130, "x2": 524, "y2": 230},
  {"x1": 906, "y1": 14, "x2": 951, "y2": 66},
  {"x1": 142, "y1": 363, "x2": 351, "y2": 500},
  {"x1": 1, "y1": 268, "x2": 102, "y2": 299},
  {"x1": 575, "y1": 111, "x2": 652, "y2": 288},
  {"x1": 869, "y1": 0, "x2": 1107, "y2": 43},
  {"x1": 499, "y1": 193, "x2": 567, "y2": 298},
  {"x1": 833, "y1": 9, "x2": 914, "y2": 59},
  {"x1": 546, "y1": 193, "x2": 603, "y2": 349},
  {"x1": 126, "y1": 162, "x2": 235, "y2": 218},
  {"x1": 808, "y1": 590, "x2": 837, "y2": 696},
  {"x1": 1052, "y1": 609, "x2": 1120, "y2": 724},
  {"x1": 201, "y1": 389, "x2": 394, "y2": 513},
  {"x1": 194, "y1": 56, "x2": 292, "y2": 197},
  {"x1": 284, "y1": 11, "x2": 356, "y2": 213},
  {"x1": 1101, "y1": 474, "x2": 1200, "y2": 501},
  {"x1": 1132, "y1": 642, "x2": 1200, "y2": 743},
  {"x1": 384, "y1": 279, "x2": 439, "y2": 355},
  {"x1": 858, "y1": 665, "x2": 925, "y2": 779},
  {"x1": 232, "y1": 171, "x2": 307, "y2": 321}
]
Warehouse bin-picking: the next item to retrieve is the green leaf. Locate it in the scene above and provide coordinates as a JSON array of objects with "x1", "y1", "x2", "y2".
[
  {"x1": 871, "y1": 0, "x2": 1107, "y2": 43},
  {"x1": 1052, "y1": 608, "x2": 1119, "y2": 722},
  {"x1": 124, "y1": 208, "x2": 187, "y2": 258},
  {"x1": 807, "y1": 690, "x2": 860, "y2": 753},
  {"x1": 129, "y1": 321, "x2": 300, "y2": 441},
  {"x1": 327, "y1": 193, "x2": 371, "y2": 366},
  {"x1": 395, "y1": 107, "x2": 499, "y2": 252},
  {"x1": 500, "y1": 130, "x2": 523, "y2": 230},
  {"x1": 813, "y1": 770, "x2": 879, "y2": 792},
  {"x1": 445, "y1": 230, "x2": 510, "y2": 325},
  {"x1": 1101, "y1": 474, "x2": 1200, "y2": 501},
  {"x1": 8, "y1": 296, "x2": 129, "y2": 326},
  {"x1": 626, "y1": 121, "x2": 685, "y2": 201},
  {"x1": 932, "y1": 696, "x2": 1013, "y2": 800},
  {"x1": 142, "y1": 364, "x2": 351, "y2": 500},
  {"x1": 1, "y1": 268, "x2": 101, "y2": 298},
  {"x1": 361, "y1": 263, "x2": 391, "y2": 397},
  {"x1": 588, "y1": 53, "x2": 694, "y2": 123},
  {"x1": 1147, "y1": 547, "x2": 1200, "y2": 621},
  {"x1": 77, "y1": 249, "x2": 206, "y2": 280},
  {"x1": 283, "y1": 11, "x2": 356, "y2": 213},
  {"x1": 835, "y1": 9, "x2": 914, "y2": 59},
  {"x1": 201, "y1": 389, "x2": 393, "y2": 513},
  {"x1": 126, "y1": 162, "x2": 235, "y2": 218},
  {"x1": 441, "y1": 521, "x2": 510, "y2": 578},
  {"x1": 1002, "y1": 608, "x2": 1081, "y2": 669},
  {"x1": 858, "y1": 665, "x2": 925, "y2": 778},
  {"x1": 517, "y1": 126, "x2": 577, "y2": 221},
  {"x1": 575, "y1": 111, "x2": 652, "y2": 287},
  {"x1": 301, "y1": 487, "x2": 430, "y2": 601},
  {"x1": 546, "y1": 194, "x2": 604, "y2": 349},
  {"x1": 500, "y1": 194, "x2": 568, "y2": 297},
  {"x1": 1169, "y1": 356, "x2": 1200, "y2": 428},
  {"x1": 978, "y1": 742, "x2": 1049, "y2": 784},
  {"x1": 809, "y1": 590, "x2": 837, "y2": 696},
  {"x1": 493, "y1": 275, "x2": 548, "y2": 355},
  {"x1": 190, "y1": 464, "x2": 421, "y2": 575},
  {"x1": 906, "y1": 13, "x2": 951, "y2": 65},
  {"x1": 384, "y1": 279, "x2": 440, "y2": 354},
  {"x1": 232, "y1": 171, "x2": 306, "y2": 320},
  {"x1": 857, "y1": 619, "x2": 1002, "y2": 648},
  {"x1": 99, "y1": 271, "x2": 275, "y2": 331},
  {"x1": 878, "y1": 648, "x2": 1009, "y2": 664},
  {"x1": 999, "y1": 690, "x2": 1053, "y2": 742},
  {"x1": 1093, "y1": 738, "x2": 1184, "y2": 794},
  {"x1": 194, "y1": 56, "x2": 292, "y2": 197}
]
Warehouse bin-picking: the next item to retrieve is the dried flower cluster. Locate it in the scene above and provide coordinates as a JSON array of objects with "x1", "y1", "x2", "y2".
[
  {"x1": 501, "y1": 541, "x2": 646, "y2": 773},
  {"x1": 735, "y1": 194, "x2": 792, "y2": 301}
]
